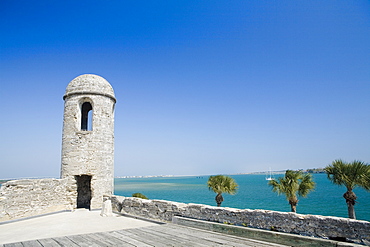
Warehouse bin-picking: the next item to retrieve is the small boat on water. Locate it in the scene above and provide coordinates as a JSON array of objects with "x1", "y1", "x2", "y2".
[{"x1": 265, "y1": 168, "x2": 274, "y2": 180}]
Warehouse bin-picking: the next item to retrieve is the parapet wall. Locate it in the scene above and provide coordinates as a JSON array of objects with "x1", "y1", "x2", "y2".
[
  {"x1": 0, "y1": 178, "x2": 74, "y2": 222},
  {"x1": 110, "y1": 195, "x2": 370, "y2": 245}
]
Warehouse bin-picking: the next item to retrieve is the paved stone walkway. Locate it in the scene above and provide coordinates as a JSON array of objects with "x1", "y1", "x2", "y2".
[
  {"x1": 0, "y1": 210, "x2": 157, "y2": 244},
  {"x1": 2, "y1": 224, "x2": 288, "y2": 246}
]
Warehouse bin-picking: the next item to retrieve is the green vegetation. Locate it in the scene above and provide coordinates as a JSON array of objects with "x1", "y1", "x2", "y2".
[
  {"x1": 268, "y1": 170, "x2": 315, "y2": 213},
  {"x1": 306, "y1": 168, "x2": 325, "y2": 173},
  {"x1": 132, "y1": 193, "x2": 148, "y2": 199},
  {"x1": 207, "y1": 175, "x2": 238, "y2": 207},
  {"x1": 325, "y1": 159, "x2": 370, "y2": 219}
]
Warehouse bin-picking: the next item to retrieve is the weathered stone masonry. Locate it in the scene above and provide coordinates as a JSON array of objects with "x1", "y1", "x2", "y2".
[
  {"x1": 0, "y1": 179, "x2": 72, "y2": 221},
  {"x1": 110, "y1": 195, "x2": 370, "y2": 244},
  {"x1": 0, "y1": 73, "x2": 369, "y2": 245},
  {"x1": 0, "y1": 74, "x2": 116, "y2": 221},
  {"x1": 61, "y1": 74, "x2": 116, "y2": 210}
]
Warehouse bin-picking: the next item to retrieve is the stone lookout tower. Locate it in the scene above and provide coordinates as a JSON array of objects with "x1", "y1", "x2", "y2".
[{"x1": 61, "y1": 74, "x2": 116, "y2": 210}]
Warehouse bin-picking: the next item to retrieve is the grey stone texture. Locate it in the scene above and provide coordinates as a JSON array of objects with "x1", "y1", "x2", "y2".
[
  {"x1": 0, "y1": 179, "x2": 72, "y2": 221},
  {"x1": 101, "y1": 198, "x2": 113, "y2": 217},
  {"x1": 110, "y1": 196, "x2": 370, "y2": 245},
  {"x1": 0, "y1": 74, "x2": 116, "y2": 221},
  {"x1": 61, "y1": 74, "x2": 116, "y2": 209},
  {"x1": 1, "y1": 73, "x2": 369, "y2": 245}
]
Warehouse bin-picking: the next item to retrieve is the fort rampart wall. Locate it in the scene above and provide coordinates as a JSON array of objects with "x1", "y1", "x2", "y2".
[
  {"x1": 0, "y1": 179, "x2": 74, "y2": 222},
  {"x1": 110, "y1": 195, "x2": 370, "y2": 244},
  {"x1": 0, "y1": 186, "x2": 369, "y2": 244}
]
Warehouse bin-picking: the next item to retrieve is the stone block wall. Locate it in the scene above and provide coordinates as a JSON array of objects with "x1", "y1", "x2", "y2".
[
  {"x1": 61, "y1": 75, "x2": 116, "y2": 210},
  {"x1": 0, "y1": 178, "x2": 74, "y2": 222},
  {"x1": 110, "y1": 195, "x2": 370, "y2": 244}
]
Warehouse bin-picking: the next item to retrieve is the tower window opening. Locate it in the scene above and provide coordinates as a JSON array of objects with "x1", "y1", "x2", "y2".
[{"x1": 81, "y1": 102, "x2": 93, "y2": 131}]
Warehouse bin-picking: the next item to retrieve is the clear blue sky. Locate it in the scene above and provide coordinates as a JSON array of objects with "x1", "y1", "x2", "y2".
[{"x1": 1, "y1": 1, "x2": 369, "y2": 178}]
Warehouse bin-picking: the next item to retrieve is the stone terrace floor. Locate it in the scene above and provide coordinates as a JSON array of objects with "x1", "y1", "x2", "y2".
[{"x1": 0, "y1": 210, "x2": 288, "y2": 246}]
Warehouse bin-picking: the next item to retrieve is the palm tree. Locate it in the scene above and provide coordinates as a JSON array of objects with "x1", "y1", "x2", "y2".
[
  {"x1": 268, "y1": 170, "x2": 315, "y2": 213},
  {"x1": 325, "y1": 159, "x2": 370, "y2": 219},
  {"x1": 207, "y1": 175, "x2": 238, "y2": 207}
]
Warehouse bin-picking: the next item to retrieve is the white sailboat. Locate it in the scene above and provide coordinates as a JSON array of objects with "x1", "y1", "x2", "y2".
[{"x1": 265, "y1": 168, "x2": 274, "y2": 181}]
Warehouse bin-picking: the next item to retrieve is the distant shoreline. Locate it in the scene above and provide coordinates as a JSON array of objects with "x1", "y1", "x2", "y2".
[
  {"x1": 0, "y1": 168, "x2": 326, "y2": 181},
  {"x1": 115, "y1": 169, "x2": 325, "y2": 179}
]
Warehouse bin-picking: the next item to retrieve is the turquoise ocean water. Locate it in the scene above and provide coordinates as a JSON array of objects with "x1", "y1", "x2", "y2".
[{"x1": 114, "y1": 174, "x2": 370, "y2": 221}]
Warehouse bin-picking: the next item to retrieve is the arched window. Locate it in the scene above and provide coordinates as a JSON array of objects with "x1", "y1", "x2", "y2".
[{"x1": 81, "y1": 102, "x2": 93, "y2": 131}]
